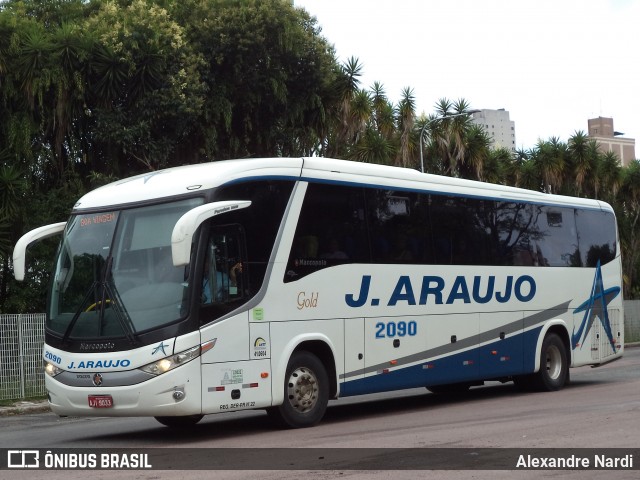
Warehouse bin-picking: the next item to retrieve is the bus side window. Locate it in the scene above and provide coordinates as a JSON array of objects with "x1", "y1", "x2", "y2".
[
  {"x1": 202, "y1": 224, "x2": 246, "y2": 304},
  {"x1": 285, "y1": 183, "x2": 367, "y2": 282}
]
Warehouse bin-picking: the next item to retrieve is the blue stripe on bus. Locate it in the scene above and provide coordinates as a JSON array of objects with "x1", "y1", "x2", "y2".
[{"x1": 340, "y1": 326, "x2": 543, "y2": 397}]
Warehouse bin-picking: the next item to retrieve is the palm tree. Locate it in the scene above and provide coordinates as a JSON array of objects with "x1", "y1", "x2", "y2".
[
  {"x1": 460, "y1": 124, "x2": 491, "y2": 181},
  {"x1": 516, "y1": 156, "x2": 542, "y2": 192},
  {"x1": 348, "y1": 89, "x2": 373, "y2": 146},
  {"x1": 504, "y1": 147, "x2": 530, "y2": 187},
  {"x1": 327, "y1": 56, "x2": 364, "y2": 157},
  {"x1": 567, "y1": 130, "x2": 594, "y2": 196},
  {"x1": 428, "y1": 98, "x2": 477, "y2": 176},
  {"x1": 532, "y1": 137, "x2": 566, "y2": 193},
  {"x1": 351, "y1": 129, "x2": 394, "y2": 164},
  {"x1": 618, "y1": 160, "x2": 640, "y2": 298},
  {"x1": 370, "y1": 82, "x2": 388, "y2": 133},
  {"x1": 482, "y1": 147, "x2": 512, "y2": 184},
  {"x1": 372, "y1": 85, "x2": 396, "y2": 146},
  {"x1": 596, "y1": 150, "x2": 622, "y2": 202},
  {"x1": 395, "y1": 87, "x2": 416, "y2": 168}
]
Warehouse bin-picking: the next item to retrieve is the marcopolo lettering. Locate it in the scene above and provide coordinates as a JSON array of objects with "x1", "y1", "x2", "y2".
[
  {"x1": 80, "y1": 342, "x2": 116, "y2": 351},
  {"x1": 345, "y1": 274, "x2": 536, "y2": 307}
]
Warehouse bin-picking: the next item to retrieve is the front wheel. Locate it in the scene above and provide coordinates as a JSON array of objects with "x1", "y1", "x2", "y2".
[{"x1": 270, "y1": 351, "x2": 329, "y2": 428}]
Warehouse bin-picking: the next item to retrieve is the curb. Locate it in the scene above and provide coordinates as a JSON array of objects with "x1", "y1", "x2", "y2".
[{"x1": 0, "y1": 401, "x2": 51, "y2": 417}]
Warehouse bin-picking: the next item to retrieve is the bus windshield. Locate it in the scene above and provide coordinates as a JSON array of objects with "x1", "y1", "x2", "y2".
[{"x1": 48, "y1": 198, "x2": 203, "y2": 339}]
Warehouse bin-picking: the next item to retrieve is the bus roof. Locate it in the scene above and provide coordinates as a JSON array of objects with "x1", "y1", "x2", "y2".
[{"x1": 72, "y1": 157, "x2": 611, "y2": 212}]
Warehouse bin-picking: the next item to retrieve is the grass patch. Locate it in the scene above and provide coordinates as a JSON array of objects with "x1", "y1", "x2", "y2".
[{"x1": 0, "y1": 395, "x2": 47, "y2": 407}]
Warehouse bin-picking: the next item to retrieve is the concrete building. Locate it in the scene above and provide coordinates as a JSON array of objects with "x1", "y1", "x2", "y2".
[
  {"x1": 470, "y1": 108, "x2": 516, "y2": 151},
  {"x1": 587, "y1": 116, "x2": 636, "y2": 167}
]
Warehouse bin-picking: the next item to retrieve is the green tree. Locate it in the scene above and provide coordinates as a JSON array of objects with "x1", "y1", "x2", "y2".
[
  {"x1": 395, "y1": 87, "x2": 416, "y2": 168},
  {"x1": 422, "y1": 98, "x2": 478, "y2": 176},
  {"x1": 349, "y1": 83, "x2": 393, "y2": 164},
  {"x1": 481, "y1": 146, "x2": 512, "y2": 184},
  {"x1": 174, "y1": 0, "x2": 339, "y2": 160},
  {"x1": 460, "y1": 124, "x2": 492, "y2": 181},
  {"x1": 532, "y1": 137, "x2": 566, "y2": 194},
  {"x1": 596, "y1": 150, "x2": 621, "y2": 202},
  {"x1": 618, "y1": 160, "x2": 640, "y2": 298},
  {"x1": 0, "y1": 163, "x2": 26, "y2": 311},
  {"x1": 84, "y1": 0, "x2": 205, "y2": 174},
  {"x1": 566, "y1": 131, "x2": 595, "y2": 196},
  {"x1": 326, "y1": 56, "x2": 365, "y2": 158}
]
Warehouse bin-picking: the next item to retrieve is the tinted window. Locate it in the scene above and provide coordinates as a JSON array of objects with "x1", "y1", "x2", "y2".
[
  {"x1": 367, "y1": 189, "x2": 428, "y2": 263},
  {"x1": 428, "y1": 195, "x2": 493, "y2": 265},
  {"x1": 575, "y1": 209, "x2": 616, "y2": 267},
  {"x1": 284, "y1": 182, "x2": 617, "y2": 281},
  {"x1": 532, "y1": 207, "x2": 580, "y2": 266},
  {"x1": 285, "y1": 183, "x2": 368, "y2": 282},
  {"x1": 214, "y1": 180, "x2": 294, "y2": 293}
]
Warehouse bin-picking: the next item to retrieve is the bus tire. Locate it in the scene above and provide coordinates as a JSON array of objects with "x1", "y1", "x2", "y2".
[
  {"x1": 272, "y1": 351, "x2": 329, "y2": 428},
  {"x1": 531, "y1": 333, "x2": 569, "y2": 391},
  {"x1": 154, "y1": 414, "x2": 204, "y2": 428}
]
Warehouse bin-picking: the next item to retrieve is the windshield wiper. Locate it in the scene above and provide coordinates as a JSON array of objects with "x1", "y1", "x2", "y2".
[
  {"x1": 60, "y1": 257, "x2": 138, "y2": 348},
  {"x1": 61, "y1": 281, "x2": 99, "y2": 346},
  {"x1": 104, "y1": 279, "x2": 138, "y2": 347}
]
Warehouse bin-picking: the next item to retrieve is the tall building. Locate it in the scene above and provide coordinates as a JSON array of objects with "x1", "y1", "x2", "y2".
[
  {"x1": 470, "y1": 108, "x2": 516, "y2": 151},
  {"x1": 587, "y1": 116, "x2": 636, "y2": 167}
]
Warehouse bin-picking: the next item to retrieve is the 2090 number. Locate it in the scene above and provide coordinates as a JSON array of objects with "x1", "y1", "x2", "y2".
[{"x1": 375, "y1": 320, "x2": 417, "y2": 338}]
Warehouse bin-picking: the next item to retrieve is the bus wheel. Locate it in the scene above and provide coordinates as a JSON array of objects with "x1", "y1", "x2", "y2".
[
  {"x1": 532, "y1": 333, "x2": 568, "y2": 391},
  {"x1": 273, "y1": 351, "x2": 329, "y2": 428},
  {"x1": 154, "y1": 414, "x2": 204, "y2": 428}
]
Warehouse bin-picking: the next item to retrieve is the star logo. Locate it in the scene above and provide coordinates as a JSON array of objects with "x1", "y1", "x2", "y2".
[
  {"x1": 152, "y1": 342, "x2": 170, "y2": 356},
  {"x1": 572, "y1": 260, "x2": 621, "y2": 354}
]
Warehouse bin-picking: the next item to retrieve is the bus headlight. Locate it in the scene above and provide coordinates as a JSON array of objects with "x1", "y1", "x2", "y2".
[
  {"x1": 139, "y1": 345, "x2": 201, "y2": 376},
  {"x1": 44, "y1": 361, "x2": 64, "y2": 377}
]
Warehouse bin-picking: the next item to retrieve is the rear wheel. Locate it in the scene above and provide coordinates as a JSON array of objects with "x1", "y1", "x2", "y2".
[
  {"x1": 516, "y1": 333, "x2": 568, "y2": 392},
  {"x1": 155, "y1": 414, "x2": 204, "y2": 428},
  {"x1": 271, "y1": 351, "x2": 329, "y2": 428}
]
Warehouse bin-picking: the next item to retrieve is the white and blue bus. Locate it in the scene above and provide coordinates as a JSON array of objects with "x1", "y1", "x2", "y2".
[{"x1": 14, "y1": 157, "x2": 624, "y2": 428}]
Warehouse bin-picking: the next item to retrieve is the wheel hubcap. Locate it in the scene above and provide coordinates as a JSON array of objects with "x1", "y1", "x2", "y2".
[
  {"x1": 545, "y1": 345, "x2": 562, "y2": 380},
  {"x1": 287, "y1": 366, "x2": 319, "y2": 413}
]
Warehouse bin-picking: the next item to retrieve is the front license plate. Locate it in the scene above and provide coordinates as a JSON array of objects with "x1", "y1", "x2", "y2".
[{"x1": 88, "y1": 395, "x2": 113, "y2": 408}]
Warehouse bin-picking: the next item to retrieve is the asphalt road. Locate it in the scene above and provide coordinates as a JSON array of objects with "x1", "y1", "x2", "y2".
[{"x1": 2, "y1": 347, "x2": 639, "y2": 479}]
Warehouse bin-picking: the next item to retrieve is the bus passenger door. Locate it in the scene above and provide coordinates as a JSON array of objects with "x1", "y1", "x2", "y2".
[{"x1": 478, "y1": 312, "x2": 523, "y2": 378}]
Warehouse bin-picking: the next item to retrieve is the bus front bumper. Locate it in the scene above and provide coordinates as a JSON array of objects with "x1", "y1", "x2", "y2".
[{"x1": 45, "y1": 359, "x2": 202, "y2": 417}]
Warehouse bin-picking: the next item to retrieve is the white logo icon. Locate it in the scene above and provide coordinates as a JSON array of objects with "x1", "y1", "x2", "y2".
[{"x1": 7, "y1": 450, "x2": 40, "y2": 468}]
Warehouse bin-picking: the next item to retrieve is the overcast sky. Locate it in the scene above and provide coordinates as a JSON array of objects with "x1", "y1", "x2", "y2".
[{"x1": 294, "y1": 0, "x2": 639, "y2": 151}]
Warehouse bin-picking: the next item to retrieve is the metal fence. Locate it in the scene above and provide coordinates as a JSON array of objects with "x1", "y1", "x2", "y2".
[
  {"x1": 624, "y1": 300, "x2": 640, "y2": 344},
  {"x1": 1, "y1": 304, "x2": 640, "y2": 402},
  {"x1": 0, "y1": 314, "x2": 46, "y2": 401}
]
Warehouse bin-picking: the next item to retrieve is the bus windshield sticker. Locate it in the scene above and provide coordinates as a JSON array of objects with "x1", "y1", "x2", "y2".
[{"x1": 79, "y1": 213, "x2": 117, "y2": 227}]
